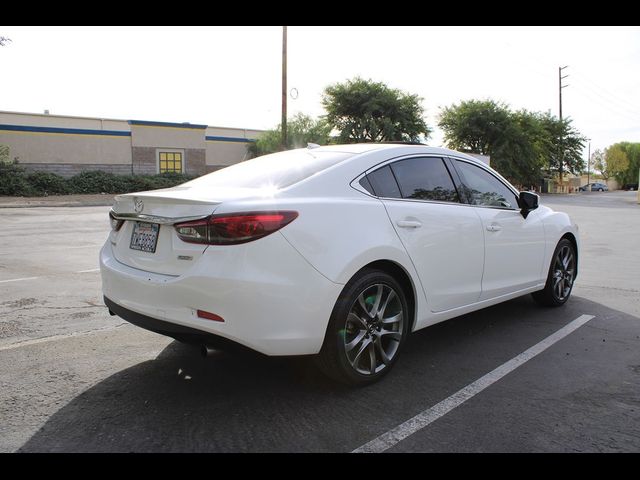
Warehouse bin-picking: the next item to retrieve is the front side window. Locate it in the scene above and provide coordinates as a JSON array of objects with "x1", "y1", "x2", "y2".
[
  {"x1": 159, "y1": 151, "x2": 183, "y2": 174},
  {"x1": 454, "y1": 160, "x2": 519, "y2": 209},
  {"x1": 390, "y1": 157, "x2": 459, "y2": 203}
]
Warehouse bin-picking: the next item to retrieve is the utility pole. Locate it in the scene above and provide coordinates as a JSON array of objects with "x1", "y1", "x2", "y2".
[
  {"x1": 558, "y1": 66, "x2": 569, "y2": 188},
  {"x1": 281, "y1": 26, "x2": 288, "y2": 150},
  {"x1": 587, "y1": 139, "x2": 591, "y2": 185}
]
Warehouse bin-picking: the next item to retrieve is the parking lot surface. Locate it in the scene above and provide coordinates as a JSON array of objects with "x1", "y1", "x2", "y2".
[{"x1": 1, "y1": 191, "x2": 639, "y2": 452}]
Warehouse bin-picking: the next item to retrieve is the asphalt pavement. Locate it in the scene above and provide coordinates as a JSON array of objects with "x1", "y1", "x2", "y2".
[{"x1": 1, "y1": 191, "x2": 639, "y2": 452}]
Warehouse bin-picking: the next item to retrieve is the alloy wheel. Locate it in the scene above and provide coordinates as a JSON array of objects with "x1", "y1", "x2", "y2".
[
  {"x1": 552, "y1": 244, "x2": 575, "y2": 301},
  {"x1": 343, "y1": 283, "x2": 404, "y2": 375}
]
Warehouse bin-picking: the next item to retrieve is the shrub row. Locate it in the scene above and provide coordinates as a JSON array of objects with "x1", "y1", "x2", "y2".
[{"x1": 0, "y1": 162, "x2": 196, "y2": 197}]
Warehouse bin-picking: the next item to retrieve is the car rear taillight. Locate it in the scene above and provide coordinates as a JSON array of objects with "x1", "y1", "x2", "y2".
[
  {"x1": 109, "y1": 211, "x2": 124, "y2": 232},
  {"x1": 174, "y1": 211, "x2": 298, "y2": 245}
]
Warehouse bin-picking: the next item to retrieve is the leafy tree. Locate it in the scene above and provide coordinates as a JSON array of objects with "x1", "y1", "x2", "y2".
[
  {"x1": 590, "y1": 148, "x2": 606, "y2": 179},
  {"x1": 322, "y1": 77, "x2": 430, "y2": 143},
  {"x1": 539, "y1": 114, "x2": 586, "y2": 183},
  {"x1": 438, "y1": 101, "x2": 544, "y2": 185},
  {"x1": 248, "y1": 113, "x2": 332, "y2": 157},
  {"x1": 602, "y1": 145, "x2": 630, "y2": 183},
  {"x1": 438, "y1": 100, "x2": 586, "y2": 186},
  {"x1": 439, "y1": 99, "x2": 512, "y2": 155},
  {"x1": 589, "y1": 148, "x2": 604, "y2": 176},
  {"x1": 613, "y1": 142, "x2": 640, "y2": 185}
]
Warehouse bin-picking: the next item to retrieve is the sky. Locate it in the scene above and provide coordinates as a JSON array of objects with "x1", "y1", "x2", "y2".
[{"x1": 1, "y1": 26, "x2": 639, "y2": 155}]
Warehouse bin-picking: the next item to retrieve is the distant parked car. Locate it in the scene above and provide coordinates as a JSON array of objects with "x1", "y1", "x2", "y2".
[
  {"x1": 622, "y1": 183, "x2": 638, "y2": 191},
  {"x1": 579, "y1": 182, "x2": 608, "y2": 192}
]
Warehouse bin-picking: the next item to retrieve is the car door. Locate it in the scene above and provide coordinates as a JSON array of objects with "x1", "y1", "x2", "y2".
[
  {"x1": 362, "y1": 156, "x2": 484, "y2": 313},
  {"x1": 451, "y1": 159, "x2": 546, "y2": 300}
]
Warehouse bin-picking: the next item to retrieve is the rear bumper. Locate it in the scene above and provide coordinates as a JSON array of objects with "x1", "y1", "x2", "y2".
[
  {"x1": 104, "y1": 296, "x2": 254, "y2": 353},
  {"x1": 99, "y1": 234, "x2": 343, "y2": 356}
]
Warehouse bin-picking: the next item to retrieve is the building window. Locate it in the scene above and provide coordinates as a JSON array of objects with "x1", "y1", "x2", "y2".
[{"x1": 158, "y1": 151, "x2": 183, "y2": 173}]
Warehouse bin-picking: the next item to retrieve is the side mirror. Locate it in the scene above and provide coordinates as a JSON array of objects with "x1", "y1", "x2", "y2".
[{"x1": 518, "y1": 191, "x2": 539, "y2": 218}]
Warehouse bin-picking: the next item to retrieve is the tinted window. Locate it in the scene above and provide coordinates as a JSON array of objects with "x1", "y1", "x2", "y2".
[
  {"x1": 366, "y1": 165, "x2": 402, "y2": 198},
  {"x1": 183, "y1": 149, "x2": 352, "y2": 190},
  {"x1": 390, "y1": 157, "x2": 459, "y2": 203},
  {"x1": 359, "y1": 176, "x2": 375, "y2": 195},
  {"x1": 455, "y1": 160, "x2": 519, "y2": 209}
]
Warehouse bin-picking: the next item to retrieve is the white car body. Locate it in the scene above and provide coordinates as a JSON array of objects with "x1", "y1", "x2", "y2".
[{"x1": 100, "y1": 144, "x2": 579, "y2": 359}]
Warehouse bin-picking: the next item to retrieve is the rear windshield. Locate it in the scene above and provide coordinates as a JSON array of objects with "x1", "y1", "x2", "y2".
[{"x1": 183, "y1": 149, "x2": 353, "y2": 190}]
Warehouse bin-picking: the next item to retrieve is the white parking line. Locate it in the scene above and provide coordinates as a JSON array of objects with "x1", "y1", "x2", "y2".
[
  {"x1": 77, "y1": 268, "x2": 100, "y2": 273},
  {"x1": 0, "y1": 324, "x2": 128, "y2": 352},
  {"x1": 0, "y1": 276, "x2": 40, "y2": 284},
  {"x1": 352, "y1": 314, "x2": 595, "y2": 453}
]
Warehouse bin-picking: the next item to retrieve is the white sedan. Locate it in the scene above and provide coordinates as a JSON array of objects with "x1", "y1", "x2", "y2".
[{"x1": 100, "y1": 144, "x2": 579, "y2": 385}]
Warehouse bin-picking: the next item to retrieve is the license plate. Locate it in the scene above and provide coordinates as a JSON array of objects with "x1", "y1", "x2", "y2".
[{"x1": 130, "y1": 222, "x2": 160, "y2": 253}]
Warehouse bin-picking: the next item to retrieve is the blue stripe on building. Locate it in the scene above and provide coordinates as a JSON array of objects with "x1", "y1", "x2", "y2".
[{"x1": 0, "y1": 124, "x2": 131, "y2": 137}]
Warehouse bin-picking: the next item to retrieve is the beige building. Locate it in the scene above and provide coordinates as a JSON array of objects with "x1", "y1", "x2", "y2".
[{"x1": 0, "y1": 110, "x2": 262, "y2": 177}]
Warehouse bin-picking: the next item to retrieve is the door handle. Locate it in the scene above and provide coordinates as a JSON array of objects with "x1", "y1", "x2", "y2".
[
  {"x1": 486, "y1": 224, "x2": 502, "y2": 232},
  {"x1": 397, "y1": 220, "x2": 422, "y2": 228}
]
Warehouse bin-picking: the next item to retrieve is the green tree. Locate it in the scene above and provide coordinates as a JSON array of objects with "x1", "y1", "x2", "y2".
[
  {"x1": 322, "y1": 77, "x2": 430, "y2": 143},
  {"x1": 248, "y1": 113, "x2": 332, "y2": 157},
  {"x1": 439, "y1": 99, "x2": 512, "y2": 155},
  {"x1": 539, "y1": 114, "x2": 586, "y2": 183},
  {"x1": 438, "y1": 100, "x2": 544, "y2": 185},
  {"x1": 591, "y1": 148, "x2": 605, "y2": 177},
  {"x1": 599, "y1": 144, "x2": 630, "y2": 183},
  {"x1": 614, "y1": 142, "x2": 640, "y2": 186}
]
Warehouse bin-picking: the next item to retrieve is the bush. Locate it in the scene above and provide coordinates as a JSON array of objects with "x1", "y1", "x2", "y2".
[
  {"x1": 26, "y1": 171, "x2": 70, "y2": 195},
  {"x1": 0, "y1": 161, "x2": 36, "y2": 196},
  {"x1": 0, "y1": 164, "x2": 196, "y2": 197},
  {"x1": 67, "y1": 171, "x2": 128, "y2": 194}
]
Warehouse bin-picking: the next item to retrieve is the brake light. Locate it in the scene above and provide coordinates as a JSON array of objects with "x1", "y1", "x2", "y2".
[
  {"x1": 174, "y1": 211, "x2": 298, "y2": 245},
  {"x1": 109, "y1": 211, "x2": 124, "y2": 232}
]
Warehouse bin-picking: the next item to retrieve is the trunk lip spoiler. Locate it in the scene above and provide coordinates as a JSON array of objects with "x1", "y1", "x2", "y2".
[{"x1": 109, "y1": 210, "x2": 209, "y2": 226}]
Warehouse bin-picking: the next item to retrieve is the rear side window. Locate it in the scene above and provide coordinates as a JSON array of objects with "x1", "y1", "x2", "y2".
[
  {"x1": 390, "y1": 157, "x2": 459, "y2": 203},
  {"x1": 366, "y1": 165, "x2": 402, "y2": 198}
]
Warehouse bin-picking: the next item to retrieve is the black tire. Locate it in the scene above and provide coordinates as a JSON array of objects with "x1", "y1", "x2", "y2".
[
  {"x1": 315, "y1": 268, "x2": 410, "y2": 386},
  {"x1": 532, "y1": 238, "x2": 577, "y2": 307},
  {"x1": 598, "y1": 188, "x2": 604, "y2": 192}
]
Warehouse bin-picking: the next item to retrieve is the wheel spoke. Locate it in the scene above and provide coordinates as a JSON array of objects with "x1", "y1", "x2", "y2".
[
  {"x1": 376, "y1": 290, "x2": 396, "y2": 320},
  {"x1": 368, "y1": 341, "x2": 377, "y2": 374},
  {"x1": 347, "y1": 312, "x2": 368, "y2": 330},
  {"x1": 379, "y1": 330, "x2": 402, "y2": 342},
  {"x1": 370, "y1": 285, "x2": 383, "y2": 319},
  {"x1": 345, "y1": 330, "x2": 367, "y2": 353},
  {"x1": 374, "y1": 337, "x2": 391, "y2": 365},
  {"x1": 381, "y1": 312, "x2": 402, "y2": 326},
  {"x1": 351, "y1": 338, "x2": 371, "y2": 366},
  {"x1": 357, "y1": 293, "x2": 370, "y2": 317}
]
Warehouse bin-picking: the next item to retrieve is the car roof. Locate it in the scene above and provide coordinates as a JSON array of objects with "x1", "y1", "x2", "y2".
[{"x1": 309, "y1": 143, "x2": 481, "y2": 163}]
